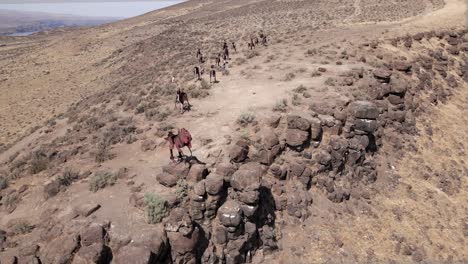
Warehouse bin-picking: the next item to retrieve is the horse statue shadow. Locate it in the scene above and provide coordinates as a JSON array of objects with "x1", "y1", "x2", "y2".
[{"x1": 180, "y1": 155, "x2": 206, "y2": 165}]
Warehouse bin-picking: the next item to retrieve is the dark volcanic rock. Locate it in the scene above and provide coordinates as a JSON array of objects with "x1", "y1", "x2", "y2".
[
  {"x1": 156, "y1": 172, "x2": 179, "y2": 187},
  {"x1": 230, "y1": 163, "x2": 263, "y2": 192},
  {"x1": 40, "y1": 234, "x2": 80, "y2": 264},
  {"x1": 229, "y1": 143, "x2": 249, "y2": 163},
  {"x1": 287, "y1": 115, "x2": 311, "y2": 131},
  {"x1": 348, "y1": 101, "x2": 379, "y2": 120},
  {"x1": 217, "y1": 200, "x2": 243, "y2": 227},
  {"x1": 286, "y1": 129, "x2": 309, "y2": 149},
  {"x1": 373, "y1": 69, "x2": 392, "y2": 83}
]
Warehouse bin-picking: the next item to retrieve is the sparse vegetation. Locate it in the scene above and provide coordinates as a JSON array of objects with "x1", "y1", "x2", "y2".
[
  {"x1": 291, "y1": 94, "x2": 301, "y2": 106},
  {"x1": 273, "y1": 99, "x2": 288, "y2": 112},
  {"x1": 29, "y1": 151, "x2": 48, "y2": 174},
  {"x1": 175, "y1": 179, "x2": 188, "y2": 201},
  {"x1": 324, "y1": 77, "x2": 336, "y2": 86},
  {"x1": 144, "y1": 193, "x2": 168, "y2": 224},
  {"x1": 3, "y1": 192, "x2": 19, "y2": 212},
  {"x1": 237, "y1": 113, "x2": 256, "y2": 126},
  {"x1": 293, "y1": 85, "x2": 307, "y2": 93},
  {"x1": 200, "y1": 79, "x2": 211, "y2": 90},
  {"x1": 154, "y1": 108, "x2": 170, "y2": 122},
  {"x1": 283, "y1": 72, "x2": 296, "y2": 81},
  {"x1": 235, "y1": 57, "x2": 247, "y2": 65},
  {"x1": 89, "y1": 171, "x2": 117, "y2": 192},
  {"x1": 94, "y1": 141, "x2": 113, "y2": 163},
  {"x1": 57, "y1": 168, "x2": 80, "y2": 187},
  {"x1": 13, "y1": 221, "x2": 35, "y2": 235},
  {"x1": 296, "y1": 67, "x2": 307, "y2": 73},
  {"x1": 246, "y1": 50, "x2": 260, "y2": 59},
  {"x1": 306, "y1": 48, "x2": 317, "y2": 55},
  {"x1": 0, "y1": 176, "x2": 8, "y2": 190}
]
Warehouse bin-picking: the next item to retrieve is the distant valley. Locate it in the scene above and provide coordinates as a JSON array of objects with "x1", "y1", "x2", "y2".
[{"x1": 0, "y1": 9, "x2": 117, "y2": 36}]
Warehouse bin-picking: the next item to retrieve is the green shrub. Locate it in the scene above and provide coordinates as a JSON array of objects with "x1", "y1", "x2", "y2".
[
  {"x1": 57, "y1": 168, "x2": 80, "y2": 187},
  {"x1": 273, "y1": 99, "x2": 288, "y2": 112},
  {"x1": 95, "y1": 141, "x2": 113, "y2": 163},
  {"x1": 237, "y1": 113, "x2": 256, "y2": 126},
  {"x1": 29, "y1": 151, "x2": 48, "y2": 174},
  {"x1": 144, "y1": 193, "x2": 168, "y2": 224},
  {"x1": 89, "y1": 171, "x2": 117, "y2": 192}
]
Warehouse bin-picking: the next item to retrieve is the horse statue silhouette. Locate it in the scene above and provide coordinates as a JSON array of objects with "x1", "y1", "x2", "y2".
[{"x1": 165, "y1": 128, "x2": 192, "y2": 161}]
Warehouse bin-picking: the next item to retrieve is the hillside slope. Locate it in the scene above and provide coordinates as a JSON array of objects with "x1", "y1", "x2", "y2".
[{"x1": 0, "y1": 0, "x2": 466, "y2": 263}]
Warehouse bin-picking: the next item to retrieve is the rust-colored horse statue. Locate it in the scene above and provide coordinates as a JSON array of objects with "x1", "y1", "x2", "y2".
[{"x1": 165, "y1": 128, "x2": 192, "y2": 161}]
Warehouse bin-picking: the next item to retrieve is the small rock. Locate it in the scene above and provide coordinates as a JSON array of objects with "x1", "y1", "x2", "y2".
[{"x1": 75, "y1": 203, "x2": 101, "y2": 217}]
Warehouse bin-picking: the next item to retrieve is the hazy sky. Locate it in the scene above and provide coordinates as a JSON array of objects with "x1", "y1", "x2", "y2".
[{"x1": 0, "y1": 0, "x2": 182, "y2": 17}]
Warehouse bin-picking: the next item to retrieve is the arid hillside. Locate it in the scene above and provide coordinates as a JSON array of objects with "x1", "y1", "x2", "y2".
[{"x1": 0, "y1": 0, "x2": 466, "y2": 263}]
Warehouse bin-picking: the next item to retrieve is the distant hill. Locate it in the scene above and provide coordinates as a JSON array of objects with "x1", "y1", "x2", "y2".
[{"x1": 0, "y1": 9, "x2": 117, "y2": 35}]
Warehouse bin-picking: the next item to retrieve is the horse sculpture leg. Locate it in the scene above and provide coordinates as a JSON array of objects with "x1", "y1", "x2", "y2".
[{"x1": 188, "y1": 147, "x2": 193, "y2": 157}]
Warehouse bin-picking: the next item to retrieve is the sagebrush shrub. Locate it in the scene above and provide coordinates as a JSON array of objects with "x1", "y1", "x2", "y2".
[
  {"x1": 273, "y1": 99, "x2": 288, "y2": 112},
  {"x1": 237, "y1": 113, "x2": 256, "y2": 126},
  {"x1": 89, "y1": 171, "x2": 116, "y2": 192},
  {"x1": 144, "y1": 193, "x2": 167, "y2": 224}
]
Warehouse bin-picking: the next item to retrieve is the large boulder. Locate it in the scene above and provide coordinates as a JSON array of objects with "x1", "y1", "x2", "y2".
[
  {"x1": 204, "y1": 173, "x2": 224, "y2": 195},
  {"x1": 217, "y1": 200, "x2": 243, "y2": 227},
  {"x1": 230, "y1": 163, "x2": 263, "y2": 192},
  {"x1": 389, "y1": 77, "x2": 408, "y2": 94},
  {"x1": 353, "y1": 119, "x2": 379, "y2": 133},
  {"x1": 285, "y1": 129, "x2": 309, "y2": 148},
  {"x1": 229, "y1": 144, "x2": 249, "y2": 163},
  {"x1": 165, "y1": 209, "x2": 194, "y2": 236},
  {"x1": 167, "y1": 227, "x2": 199, "y2": 256},
  {"x1": 113, "y1": 246, "x2": 154, "y2": 264},
  {"x1": 348, "y1": 101, "x2": 379, "y2": 120},
  {"x1": 215, "y1": 162, "x2": 238, "y2": 182},
  {"x1": 261, "y1": 130, "x2": 280, "y2": 149},
  {"x1": 40, "y1": 234, "x2": 80, "y2": 264},
  {"x1": 80, "y1": 223, "x2": 105, "y2": 247},
  {"x1": 162, "y1": 163, "x2": 190, "y2": 177},
  {"x1": 257, "y1": 145, "x2": 282, "y2": 165},
  {"x1": 187, "y1": 164, "x2": 208, "y2": 183},
  {"x1": 72, "y1": 243, "x2": 110, "y2": 264},
  {"x1": 156, "y1": 173, "x2": 179, "y2": 187},
  {"x1": 132, "y1": 229, "x2": 168, "y2": 259},
  {"x1": 287, "y1": 115, "x2": 311, "y2": 131}
]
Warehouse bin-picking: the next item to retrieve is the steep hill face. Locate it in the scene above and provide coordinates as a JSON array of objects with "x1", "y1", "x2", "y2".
[
  {"x1": 0, "y1": 0, "x2": 466, "y2": 263},
  {"x1": 0, "y1": 0, "x2": 446, "y2": 149}
]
